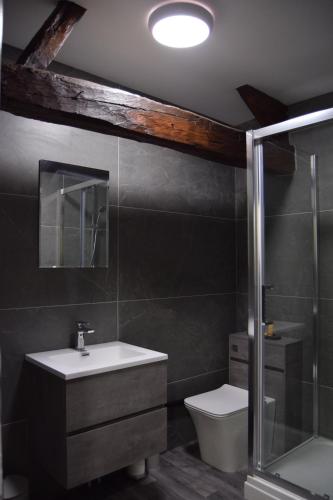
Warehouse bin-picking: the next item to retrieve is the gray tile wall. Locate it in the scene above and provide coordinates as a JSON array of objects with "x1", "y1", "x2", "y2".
[
  {"x1": 0, "y1": 107, "x2": 237, "y2": 474},
  {"x1": 290, "y1": 121, "x2": 333, "y2": 440},
  {"x1": 235, "y1": 116, "x2": 333, "y2": 442}
]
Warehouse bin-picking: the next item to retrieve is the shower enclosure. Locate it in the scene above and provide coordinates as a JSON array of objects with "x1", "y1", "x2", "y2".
[{"x1": 247, "y1": 107, "x2": 333, "y2": 499}]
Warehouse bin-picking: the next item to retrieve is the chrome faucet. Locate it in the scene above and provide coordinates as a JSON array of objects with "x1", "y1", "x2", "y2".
[{"x1": 75, "y1": 321, "x2": 95, "y2": 355}]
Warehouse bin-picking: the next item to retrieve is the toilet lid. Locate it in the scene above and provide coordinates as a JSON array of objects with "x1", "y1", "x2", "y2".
[{"x1": 184, "y1": 384, "x2": 248, "y2": 417}]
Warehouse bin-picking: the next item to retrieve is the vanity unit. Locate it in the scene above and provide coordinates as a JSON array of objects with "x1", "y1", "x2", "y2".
[
  {"x1": 26, "y1": 341, "x2": 168, "y2": 489},
  {"x1": 229, "y1": 326, "x2": 303, "y2": 457}
]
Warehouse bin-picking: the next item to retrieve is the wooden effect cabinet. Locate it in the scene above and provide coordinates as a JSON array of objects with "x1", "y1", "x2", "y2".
[
  {"x1": 229, "y1": 332, "x2": 302, "y2": 457},
  {"x1": 27, "y1": 361, "x2": 167, "y2": 489}
]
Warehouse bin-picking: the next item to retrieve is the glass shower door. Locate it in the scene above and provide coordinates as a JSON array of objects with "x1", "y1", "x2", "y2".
[{"x1": 248, "y1": 111, "x2": 333, "y2": 499}]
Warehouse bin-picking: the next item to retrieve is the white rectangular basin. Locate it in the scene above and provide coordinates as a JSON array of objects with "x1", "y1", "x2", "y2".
[{"x1": 26, "y1": 341, "x2": 168, "y2": 380}]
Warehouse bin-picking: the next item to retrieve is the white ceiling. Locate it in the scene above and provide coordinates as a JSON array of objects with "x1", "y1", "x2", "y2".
[{"x1": 3, "y1": 0, "x2": 333, "y2": 125}]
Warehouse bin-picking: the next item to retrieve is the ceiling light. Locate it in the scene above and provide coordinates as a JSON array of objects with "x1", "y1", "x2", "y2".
[{"x1": 148, "y1": 2, "x2": 214, "y2": 49}]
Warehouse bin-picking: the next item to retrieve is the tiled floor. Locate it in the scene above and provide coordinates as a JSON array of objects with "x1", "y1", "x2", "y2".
[{"x1": 66, "y1": 442, "x2": 246, "y2": 500}]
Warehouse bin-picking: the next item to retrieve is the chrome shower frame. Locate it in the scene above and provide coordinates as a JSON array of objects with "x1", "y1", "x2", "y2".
[
  {"x1": 247, "y1": 107, "x2": 333, "y2": 498},
  {"x1": 0, "y1": 1, "x2": 3, "y2": 497}
]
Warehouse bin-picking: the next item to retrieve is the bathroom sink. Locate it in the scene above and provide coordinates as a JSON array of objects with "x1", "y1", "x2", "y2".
[{"x1": 26, "y1": 341, "x2": 168, "y2": 380}]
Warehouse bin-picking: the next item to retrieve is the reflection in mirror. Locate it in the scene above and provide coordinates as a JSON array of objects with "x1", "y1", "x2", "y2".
[{"x1": 39, "y1": 160, "x2": 109, "y2": 268}]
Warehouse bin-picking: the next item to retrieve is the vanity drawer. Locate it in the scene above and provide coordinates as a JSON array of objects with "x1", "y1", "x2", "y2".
[
  {"x1": 229, "y1": 335, "x2": 249, "y2": 362},
  {"x1": 66, "y1": 408, "x2": 167, "y2": 488},
  {"x1": 66, "y1": 362, "x2": 167, "y2": 432}
]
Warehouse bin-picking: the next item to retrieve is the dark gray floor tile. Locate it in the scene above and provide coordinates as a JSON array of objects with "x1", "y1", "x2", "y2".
[
  {"x1": 0, "y1": 195, "x2": 117, "y2": 308},
  {"x1": 319, "y1": 299, "x2": 333, "y2": 388},
  {"x1": 29, "y1": 441, "x2": 245, "y2": 500},
  {"x1": 168, "y1": 369, "x2": 228, "y2": 403},
  {"x1": 266, "y1": 295, "x2": 315, "y2": 383},
  {"x1": 207, "y1": 492, "x2": 244, "y2": 500},
  {"x1": 0, "y1": 111, "x2": 118, "y2": 199},
  {"x1": 119, "y1": 207, "x2": 235, "y2": 300},
  {"x1": 119, "y1": 294, "x2": 235, "y2": 382},
  {"x1": 169, "y1": 444, "x2": 246, "y2": 494},
  {"x1": 319, "y1": 385, "x2": 333, "y2": 439},
  {"x1": 159, "y1": 455, "x2": 215, "y2": 498},
  {"x1": 0, "y1": 301, "x2": 117, "y2": 423},
  {"x1": 119, "y1": 138, "x2": 235, "y2": 218},
  {"x1": 151, "y1": 461, "x2": 204, "y2": 500},
  {"x1": 265, "y1": 213, "x2": 314, "y2": 298}
]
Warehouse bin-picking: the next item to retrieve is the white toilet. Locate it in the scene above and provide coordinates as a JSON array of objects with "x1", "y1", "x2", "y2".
[{"x1": 185, "y1": 384, "x2": 275, "y2": 473}]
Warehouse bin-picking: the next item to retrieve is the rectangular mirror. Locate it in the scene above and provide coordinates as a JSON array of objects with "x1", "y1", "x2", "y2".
[{"x1": 39, "y1": 160, "x2": 109, "y2": 268}]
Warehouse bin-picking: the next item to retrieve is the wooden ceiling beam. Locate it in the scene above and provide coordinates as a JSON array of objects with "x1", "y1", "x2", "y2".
[
  {"x1": 237, "y1": 84, "x2": 295, "y2": 174},
  {"x1": 237, "y1": 84, "x2": 288, "y2": 127},
  {"x1": 1, "y1": 64, "x2": 294, "y2": 174},
  {"x1": 17, "y1": 1, "x2": 86, "y2": 69}
]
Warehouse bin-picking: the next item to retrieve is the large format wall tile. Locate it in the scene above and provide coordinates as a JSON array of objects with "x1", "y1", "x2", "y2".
[
  {"x1": 235, "y1": 167, "x2": 247, "y2": 220},
  {"x1": 319, "y1": 299, "x2": 333, "y2": 388},
  {"x1": 119, "y1": 139, "x2": 235, "y2": 218},
  {"x1": 119, "y1": 294, "x2": 235, "y2": 383},
  {"x1": 119, "y1": 207, "x2": 235, "y2": 300},
  {"x1": 291, "y1": 121, "x2": 333, "y2": 212},
  {"x1": 0, "y1": 111, "x2": 118, "y2": 200},
  {"x1": 0, "y1": 301, "x2": 118, "y2": 424},
  {"x1": 2, "y1": 420, "x2": 28, "y2": 475},
  {"x1": 0, "y1": 195, "x2": 117, "y2": 308},
  {"x1": 266, "y1": 295, "x2": 314, "y2": 383},
  {"x1": 236, "y1": 293, "x2": 248, "y2": 331},
  {"x1": 0, "y1": 96, "x2": 237, "y2": 464},
  {"x1": 263, "y1": 150, "x2": 312, "y2": 217},
  {"x1": 236, "y1": 220, "x2": 248, "y2": 294},
  {"x1": 265, "y1": 213, "x2": 314, "y2": 298},
  {"x1": 319, "y1": 385, "x2": 333, "y2": 439},
  {"x1": 319, "y1": 211, "x2": 333, "y2": 299},
  {"x1": 167, "y1": 368, "x2": 228, "y2": 403}
]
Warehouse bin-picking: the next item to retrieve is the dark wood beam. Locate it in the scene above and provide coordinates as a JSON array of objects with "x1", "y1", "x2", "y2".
[
  {"x1": 237, "y1": 84, "x2": 295, "y2": 174},
  {"x1": 1, "y1": 64, "x2": 294, "y2": 174},
  {"x1": 17, "y1": 1, "x2": 86, "y2": 69},
  {"x1": 237, "y1": 84, "x2": 288, "y2": 126}
]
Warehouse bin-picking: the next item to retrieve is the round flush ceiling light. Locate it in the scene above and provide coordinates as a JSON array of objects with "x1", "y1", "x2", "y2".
[{"x1": 148, "y1": 2, "x2": 214, "y2": 48}]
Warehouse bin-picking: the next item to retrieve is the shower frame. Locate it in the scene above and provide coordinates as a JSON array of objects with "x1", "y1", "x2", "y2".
[{"x1": 247, "y1": 106, "x2": 333, "y2": 498}]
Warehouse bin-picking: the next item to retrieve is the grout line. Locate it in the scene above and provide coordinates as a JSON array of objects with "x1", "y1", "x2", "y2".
[
  {"x1": 0, "y1": 192, "x2": 37, "y2": 199},
  {"x1": 237, "y1": 208, "x2": 333, "y2": 221},
  {"x1": 265, "y1": 211, "x2": 312, "y2": 218},
  {"x1": 117, "y1": 291, "x2": 236, "y2": 304},
  {"x1": 0, "y1": 292, "x2": 236, "y2": 313},
  {"x1": 116, "y1": 137, "x2": 120, "y2": 341},
  {"x1": 167, "y1": 367, "x2": 228, "y2": 385},
  {"x1": 319, "y1": 384, "x2": 333, "y2": 392},
  {"x1": 267, "y1": 293, "x2": 313, "y2": 300},
  {"x1": 117, "y1": 204, "x2": 234, "y2": 222},
  {"x1": 318, "y1": 208, "x2": 333, "y2": 214},
  {"x1": 0, "y1": 300, "x2": 118, "y2": 312},
  {"x1": 2, "y1": 418, "x2": 27, "y2": 428}
]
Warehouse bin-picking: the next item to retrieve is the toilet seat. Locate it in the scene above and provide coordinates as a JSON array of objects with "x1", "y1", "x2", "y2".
[{"x1": 184, "y1": 384, "x2": 248, "y2": 418}]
